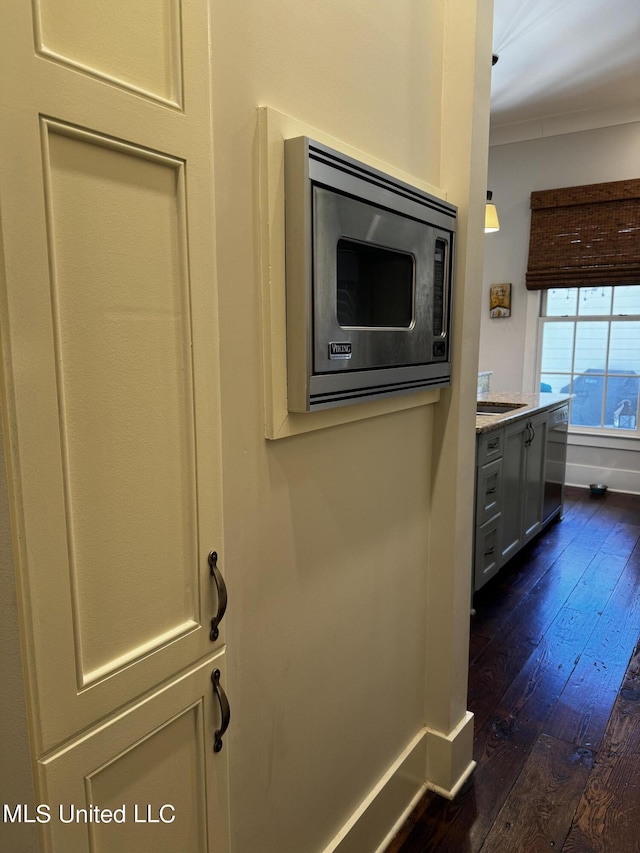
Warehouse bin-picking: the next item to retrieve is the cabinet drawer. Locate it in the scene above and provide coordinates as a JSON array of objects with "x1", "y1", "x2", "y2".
[
  {"x1": 474, "y1": 515, "x2": 502, "y2": 591},
  {"x1": 476, "y1": 457, "x2": 503, "y2": 526},
  {"x1": 477, "y1": 428, "x2": 503, "y2": 464}
]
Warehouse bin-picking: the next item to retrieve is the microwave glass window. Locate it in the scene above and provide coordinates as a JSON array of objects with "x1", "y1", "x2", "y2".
[{"x1": 336, "y1": 238, "x2": 414, "y2": 328}]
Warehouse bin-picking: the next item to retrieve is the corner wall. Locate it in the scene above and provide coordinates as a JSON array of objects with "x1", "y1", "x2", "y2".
[{"x1": 209, "y1": 1, "x2": 493, "y2": 851}]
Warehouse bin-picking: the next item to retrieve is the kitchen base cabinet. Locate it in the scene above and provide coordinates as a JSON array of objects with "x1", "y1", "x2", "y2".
[{"x1": 474, "y1": 408, "x2": 554, "y2": 591}]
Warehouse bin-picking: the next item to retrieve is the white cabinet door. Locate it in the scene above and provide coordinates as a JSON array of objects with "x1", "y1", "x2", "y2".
[
  {"x1": 39, "y1": 653, "x2": 230, "y2": 853},
  {"x1": 0, "y1": 2, "x2": 230, "y2": 849}
]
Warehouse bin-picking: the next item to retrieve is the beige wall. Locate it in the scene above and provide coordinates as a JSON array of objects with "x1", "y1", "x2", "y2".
[{"x1": 211, "y1": 1, "x2": 492, "y2": 850}]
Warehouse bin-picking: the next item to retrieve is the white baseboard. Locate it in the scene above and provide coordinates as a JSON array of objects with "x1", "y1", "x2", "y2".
[
  {"x1": 424, "y1": 710, "x2": 476, "y2": 798},
  {"x1": 566, "y1": 462, "x2": 640, "y2": 495},
  {"x1": 322, "y1": 729, "x2": 426, "y2": 853},
  {"x1": 322, "y1": 714, "x2": 476, "y2": 853}
]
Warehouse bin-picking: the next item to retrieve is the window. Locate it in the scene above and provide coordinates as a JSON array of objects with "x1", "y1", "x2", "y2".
[{"x1": 538, "y1": 285, "x2": 640, "y2": 435}]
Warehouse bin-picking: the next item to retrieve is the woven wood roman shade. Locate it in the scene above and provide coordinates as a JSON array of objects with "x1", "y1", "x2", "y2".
[{"x1": 526, "y1": 178, "x2": 640, "y2": 290}]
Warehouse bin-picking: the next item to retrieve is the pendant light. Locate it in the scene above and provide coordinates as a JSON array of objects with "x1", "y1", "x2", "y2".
[{"x1": 485, "y1": 191, "x2": 500, "y2": 233}]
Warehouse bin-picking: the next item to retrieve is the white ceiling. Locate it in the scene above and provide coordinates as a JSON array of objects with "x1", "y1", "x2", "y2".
[{"x1": 490, "y1": 0, "x2": 640, "y2": 140}]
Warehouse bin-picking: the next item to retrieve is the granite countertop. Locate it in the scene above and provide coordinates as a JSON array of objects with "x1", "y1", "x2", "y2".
[{"x1": 476, "y1": 391, "x2": 572, "y2": 434}]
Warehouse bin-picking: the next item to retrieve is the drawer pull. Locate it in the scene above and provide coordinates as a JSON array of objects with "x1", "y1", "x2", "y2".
[
  {"x1": 484, "y1": 546, "x2": 495, "y2": 557},
  {"x1": 525, "y1": 422, "x2": 535, "y2": 447},
  {"x1": 487, "y1": 439, "x2": 499, "y2": 451},
  {"x1": 211, "y1": 669, "x2": 231, "y2": 753},
  {"x1": 486, "y1": 487, "x2": 496, "y2": 495}
]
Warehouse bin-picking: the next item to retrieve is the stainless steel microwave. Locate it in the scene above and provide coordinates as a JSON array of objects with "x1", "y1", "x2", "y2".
[{"x1": 284, "y1": 137, "x2": 457, "y2": 412}]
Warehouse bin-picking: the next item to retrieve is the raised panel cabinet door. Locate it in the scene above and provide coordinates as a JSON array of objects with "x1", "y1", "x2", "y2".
[
  {"x1": 500, "y1": 420, "x2": 527, "y2": 563},
  {"x1": 0, "y1": 0, "x2": 226, "y2": 769},
  {"x1": 523, "y1": 411, "x2": 548, "y2": 542},
  {"x1": 39, "y1": 652, "x2": 231, "y2": 853}
]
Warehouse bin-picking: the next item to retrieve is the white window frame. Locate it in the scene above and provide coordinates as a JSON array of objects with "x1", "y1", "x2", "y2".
[{"x1": 537, "y1": 287, "x2": 640, "y2": 441}]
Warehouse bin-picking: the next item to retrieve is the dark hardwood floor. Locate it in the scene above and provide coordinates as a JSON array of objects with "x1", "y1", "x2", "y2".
[{"x1": 390, "y1": 485, "x2": 640, "y2": 853}]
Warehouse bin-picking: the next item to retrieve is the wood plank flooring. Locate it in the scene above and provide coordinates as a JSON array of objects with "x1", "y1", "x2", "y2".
[{"x1": 389, "y1": 486, "x2": 640, "y2": 853}]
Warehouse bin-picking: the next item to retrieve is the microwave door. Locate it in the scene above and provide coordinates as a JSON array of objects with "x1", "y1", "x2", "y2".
[{"x1": 312, "y1": 186, "x2": 436, "y2": 374}]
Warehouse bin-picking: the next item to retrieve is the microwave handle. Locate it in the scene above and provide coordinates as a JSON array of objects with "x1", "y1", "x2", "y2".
[
  {"x1": 441, "y1": 247, "x2": 450, "y2": 340},
  {"x1": 434, "y1": 236, "x2": 451, "y2": 340}
]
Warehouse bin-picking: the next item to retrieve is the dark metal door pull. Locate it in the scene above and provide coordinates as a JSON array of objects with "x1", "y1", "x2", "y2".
[
  {"x1": 525, "y1": 422, "x2": 535, "y2": 447},
  {"x1": 208, "y1": 550, "x2": 227, "y2": 641},
  {"x1": 211, "y1": 669, "x2": 230, "y2": 752}
]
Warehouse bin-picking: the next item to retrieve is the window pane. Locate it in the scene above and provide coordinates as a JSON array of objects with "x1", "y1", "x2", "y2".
[
  {"x1": 609, "y1": 321, "x2": 640, "y2": 372},
  {"x1": 540, "y1": 373, "x2": 571, "y2": 394},
  {"x1": 605, "y1": 376, "x2": 639, "y2": 430},
  {"x1": 539, "y1": 296, "x2": 639, "y2": 434},
  {"x1": 570, "y1": 372, "x2": 604, "y2": 427},
  {"x1": 546, "y1": 288, "x2": 577, "y2": 316},
  {"x1": 541, "y1": 322, "x2": 574, "y2": 373},
  {"x1": 574, "y1": 321, "x2": 608, "y2": 373},
  {"x1": 578, "y1": 286, "x2": 612, "y2": 315},
  {"x1": 612, "y1": 285, "x2": 640, "y2": 316}
]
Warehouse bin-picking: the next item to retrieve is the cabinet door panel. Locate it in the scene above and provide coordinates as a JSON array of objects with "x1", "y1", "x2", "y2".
[
  {"x1": 0, "y1": 0, "x2": 224, "y2": 752},
  {"x1": 47, "y1": 125, "x2": 201, "y2": 688},
  {"x1": 500, "y1": 422, "x2": 526, "y2": 563},
  {"x1": 40, "y1": 653, "x2": 230, "y2": 853},
  {"x1": 523, "y1": 412, "x2": 548, "y2": 542}
]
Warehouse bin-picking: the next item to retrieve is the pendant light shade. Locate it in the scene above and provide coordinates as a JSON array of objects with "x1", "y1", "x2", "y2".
[{"x1": 485, "y1": 190, "x2": 500, "y2": 233}]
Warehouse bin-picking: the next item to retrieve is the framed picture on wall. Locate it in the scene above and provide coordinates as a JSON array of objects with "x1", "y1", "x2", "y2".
[{"x1": 490, "y1": 282, "x2": 511, "y2": 318}]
